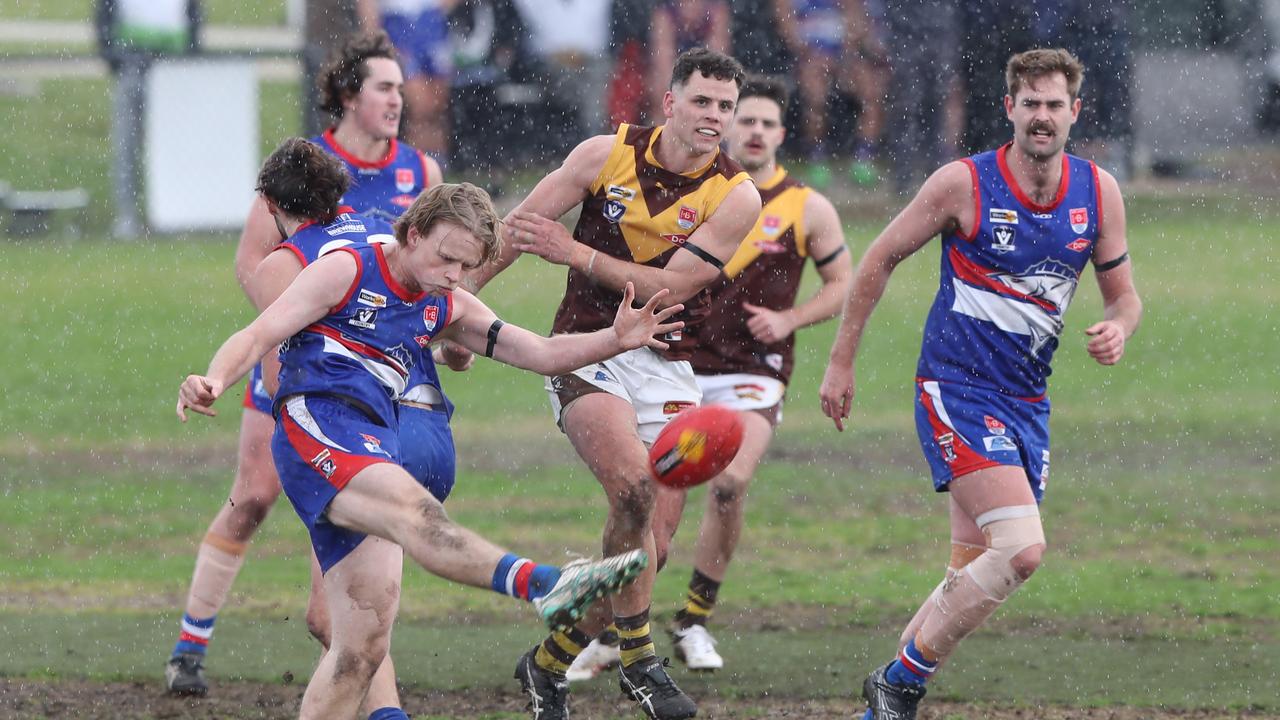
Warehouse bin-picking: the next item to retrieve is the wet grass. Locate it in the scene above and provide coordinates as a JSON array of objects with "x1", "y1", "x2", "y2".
[{"x1": 0, "y1": 0, "x2": 287, "y2": 26}]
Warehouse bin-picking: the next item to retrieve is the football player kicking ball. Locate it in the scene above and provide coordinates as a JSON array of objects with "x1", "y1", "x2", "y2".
[
  {"x1": 177, "y1": 182, "x2": 681, "y2": 720},
  {"x1": 468, "y1": 47, "x2": 761, "y2": 720},
  {"x1": 819, "y1": 49, "x2": 1142, "y2": 720},
  {"x1": 566, "y1": 76, "x2": 853, "y2": 678},
  {"x1": 165, "y1": 30, "x2": 442, "y2": 698}
]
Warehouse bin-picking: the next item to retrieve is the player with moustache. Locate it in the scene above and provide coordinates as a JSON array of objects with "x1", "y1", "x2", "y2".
[
  {"x1": 176, "y1": 182, "x2": 682, "y2": 720},
  {"x1": 467, "y1": 47, "x2": 762, "y2": 720},
  {"x1": 819, "y1": 49, "x2": 1142, "y2": 720},
  {"x1": 165, "y1": 30, "x2": 444, "y2": 697}
]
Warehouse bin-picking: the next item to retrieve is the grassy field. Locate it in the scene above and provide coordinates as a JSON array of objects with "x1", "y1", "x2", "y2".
[
  {"x1": 0, "y1": 0, "x2": 288, "y2": 25},
  {"x1": 1, "y1": 59, "x2": 1278, "y2": 717},
  {"x1": 1, "y1": 189, "x2": 1278, "y2": 716}
]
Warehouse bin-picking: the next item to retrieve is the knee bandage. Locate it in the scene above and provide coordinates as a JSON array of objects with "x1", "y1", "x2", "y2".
[
  {"x1": 918, "y1": 506, "x2": 1045, "y2": 658},
  {"x1": 966, "y1": 506, "x2": 1045, "y2": 601}
]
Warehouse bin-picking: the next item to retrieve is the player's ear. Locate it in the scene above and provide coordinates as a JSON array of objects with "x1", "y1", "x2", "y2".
[
  {"x1": 663, "y1": 89, "x2": 675, "y2": 118},
  {"x1": 1003, "y1": 94, "x2": 1015, "y2": 119},
  {"x1": 1070, "y1": 96, "x2": 1082, "y2": 121}
]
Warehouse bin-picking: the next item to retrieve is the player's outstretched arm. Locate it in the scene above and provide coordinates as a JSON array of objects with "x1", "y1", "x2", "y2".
[
  {"x1": 744, "y1": 191, "x2": 854, "y2": 344},
  {"x1": 820, "y1": 160, "x2": 972, "y2": 430},
  {"x1": 466, "y1": 135, "x2": 614, "y2": 293},
  {"x1": 512, "y1": 181, "x2": 762, "y2": 309},
  {"x1": 437, "y1": 283, "x2": 684, "y2": 376},
  {"x1": 1085, "y1": 168, "x2": 1142, "y2": 366},
  {"x1": 177, "y1": 252, "x2": 356, "y2": 421}
]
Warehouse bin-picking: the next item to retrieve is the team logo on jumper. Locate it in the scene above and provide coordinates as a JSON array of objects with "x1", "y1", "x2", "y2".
[
  {"x1": 396, "y1": 168, "x2": 415, "y2": 193},
  {"x1": 761, "y1": 214, "x2": 782, "y2": 235},
  {"x1": 989, "y1": 208, "x2": 1019, "y2": 225},
  {"x1": 984, "y1": 435, "x2": 1017, "y2": 452},
  {"x1": 326, "y1": 217, "x2": 366, "y2": 236},
  {"x1": 359, "y1": 433, "x2": 389, "y2": 455},
  {"x1": 754, "y1": 239, "x2": 787, "y2": 254},
  {"x1": 662, "y1": 233, "x2": 689, "y2": 246},
  {"x1": 936, "y1": 432, "x2": 957, "y2": 463},
  {"x1": 386, "y1": 342, "x2": 413, "y2": 370},
  {"x1": 764, "y1": 353, "x2": 783, "y2": 372},
  {"x1": 414, "y1": 334, "x2": 432, "y2": 347},
  {"x1": 992, "y1": 225, "x2": 1016, "y2": 253},
  {"x1": 358, "y1": 289, "x2": 387, "y2": 308},
  {"x1": 392, "y1": 194, "x2": 414, "y2": 208},
  {"x1": 734, "y1": 382, "x2": 766, "y2": 402},
  {"x1": 310, "y1": 449, "x2": 337, "y2": 479},
  {"x1": 677, "y1": 205, "x2": 698, "y2": 230},
  {"x1": 593, "y1": 369, "x2": 616, "y2": 384},
  {"x1": 607, "y1": 184, "x2": 636, "y2": 201},
  {"x1": 1066, "y1": 238, "x2": 1091, "y2": 252},
  {"x1": 984, "y1": 415, "x2": 1006, "y2": 435},
  {"x1": 603, "y1": 200, "x2": 626, "y2": 223},
  {"x1": 663, "y1": 400, "x2": 695, "y2": 415},
  {"x1": 662, "y1": 329, "x2": 683, "y2": 342},
  {"x1": 349, "y1": 308, "x2": 378, "y2": 329},
  {"x1": 423, "y1": 305, "x2": 440, "y2": 331},
  {"x1": 1069, "y1": 207, "x2": 1089, "y2": 234}
]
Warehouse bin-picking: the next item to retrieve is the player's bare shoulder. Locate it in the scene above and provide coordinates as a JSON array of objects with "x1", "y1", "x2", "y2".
[
  {"x1": 916, "y1": 160, "x2": 979, "y2": 236},
  {"x1": 559, "y1": 133, "x2": 621, "y2": 189}
]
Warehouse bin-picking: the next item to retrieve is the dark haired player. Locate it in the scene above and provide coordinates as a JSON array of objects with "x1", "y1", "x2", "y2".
[
  {"x1": 164, "y1": 31, "x2": 442, "y2": 696},
  {"x1": 648, "y1": 75, "x2": 852, "y2": 671},
  {"x1": 820, "y1": 49, "x2": 1142, "y2": 719},
  {"x1": 468, "y1": 47, "x2": 762, "y2": 720}
]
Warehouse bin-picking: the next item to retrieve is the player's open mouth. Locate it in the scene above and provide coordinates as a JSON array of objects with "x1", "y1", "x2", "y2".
[
  {"x1": 1030, "y1": 127, "x2": 1053, "y2": 139},
  {"x1": 696, "y1": 128, "x2": 718, "y2": 138}
]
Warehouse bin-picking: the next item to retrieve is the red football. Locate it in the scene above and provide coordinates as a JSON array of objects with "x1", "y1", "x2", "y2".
[{"x1": 649, "y1": 405, "x2": 745, "y2": 489}]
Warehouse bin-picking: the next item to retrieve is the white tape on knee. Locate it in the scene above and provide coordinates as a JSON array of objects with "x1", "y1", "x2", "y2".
[{"x1": 965, "y1": 508, "x2": 1046, "y2": 602}]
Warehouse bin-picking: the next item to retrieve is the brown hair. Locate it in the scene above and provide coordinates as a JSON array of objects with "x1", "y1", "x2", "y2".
[
  {"x1": 318, "y1": 30, "x2": 398, "y2": 119},
  {"x1": 1006, "y1": 48, "x2": 1085, "y2": 101},
  {"x1": 394, "y1": 183, "x2": 503, "y2": 264},
  {"x1": 738, "y1": 75, "x2": 789, "y2": 114},
  {"x1": 255, "y1": 137, "x2": 350, "y2": 223},
  {"x1": 670, "y1": 47, "x2": 746, "y2": 90}
]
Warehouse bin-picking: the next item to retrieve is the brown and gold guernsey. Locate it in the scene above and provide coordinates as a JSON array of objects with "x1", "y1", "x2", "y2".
[
  {"x1": 551, "y1": 123, "x2": 752, "y2": 361},
  {"x1": 690, "y1": 167, "x2": 812, "y2": 384}
]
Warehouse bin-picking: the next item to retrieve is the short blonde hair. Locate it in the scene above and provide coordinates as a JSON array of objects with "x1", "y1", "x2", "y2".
[
  {"x1": 1006, "y1": 48, "x2": 1085, "y2": 101},
  {"x1": 394, "y1": 182, "x2": 503, "y2": 264}
]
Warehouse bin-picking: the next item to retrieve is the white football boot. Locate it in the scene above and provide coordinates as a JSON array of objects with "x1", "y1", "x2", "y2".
[
  {"x1": 670, "y1": 624, "x2": 724, "y2": 671},
  {"x1": 565, "y1": 637, "x2": 622, "y2": 682}
]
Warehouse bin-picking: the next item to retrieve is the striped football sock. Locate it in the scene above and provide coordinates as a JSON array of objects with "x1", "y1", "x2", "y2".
[
  {"x1": 534, "y1": 626, "x2": 592, "y2": 676},
  {"x1": 616, "y1": 610, "x2": 656, "y2": 667},
  {"x1": 885, "y1": 636, "x2": 937, "y2": 687},
  {"x1": 491, "y1": 553, "x2": 560, "y2": 601},
  {"x1": 673, "y1": 569, "x2": 720, "y2": 629},
  {"x1": 172, "y1": 613, "x2": 215, "y2": 657}
]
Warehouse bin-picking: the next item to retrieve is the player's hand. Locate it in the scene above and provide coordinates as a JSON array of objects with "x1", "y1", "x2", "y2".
[
  {"x1": 177, "y1": 375, "x2": 223, "y2": 422},
  {"x1": 612, "y1": 282, "x2": 685, "y2": 352},
  {"x1": 743, "y1": 302, "x2": 796, "y2": 344},
  {"x1": 433, "y1": 340, "x2": 475, "y2": 372},
  {"x1": 819, "y1": 361, "x2": 855, "y2": 432},
  {"x1": 506, "y1": 211, "x2": 577, "y2": 266},
  {"x1": 1085, "y1": 320, "x2": 1126, "y2": 365}
]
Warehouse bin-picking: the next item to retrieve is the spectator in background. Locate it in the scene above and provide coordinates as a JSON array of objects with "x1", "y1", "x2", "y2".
[
  {"x1": 649, "y1": 0, "x2": 732, "y2": 119},
  {"x1": 730, "y1": 0, "x2": 792, "y2": 77},
  {"x1": 957, "y1": 0, "x2": 1034, "y2": 155},
  {"x1": 446, "y1": 0, "x2": 528, "y2": 187},
  {"x1": 511, "y1": 0, "x2": 613, "y2": 160},
  {"x1": 608, "y1": 0, "x2": 656, "y2": 127},
  {"x1": 357, "y1": 0, "x2": 457, "y2": 160},
  {"x1": 881, "y1": 0, "x2": 959, "y2": 194},
  {"x1": 1033, "y1": 1, "x2": 1134, "y2": 181},
  {"x1": 843, "y1": 0, "x2": 889, "y2": 186}
]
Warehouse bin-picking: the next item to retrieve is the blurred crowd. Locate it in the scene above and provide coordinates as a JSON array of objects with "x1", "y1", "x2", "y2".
[{"x1": 353, "y1": 0, "x2": 1138, "y2": 193}]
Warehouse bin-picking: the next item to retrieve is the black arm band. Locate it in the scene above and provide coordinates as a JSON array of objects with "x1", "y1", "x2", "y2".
[
  {"x1": 680, "y1": 240, "x2": 725, "y2": 270},
  {"x1": 814, "y1": 245, "x2": 847, "y2": 268},
  {"x1": 1093, "y1": 252, "x2": 1129, "y2": 272},
  {"x1": 484, "y1": 319, "x2": 505, "y2": 358}
]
